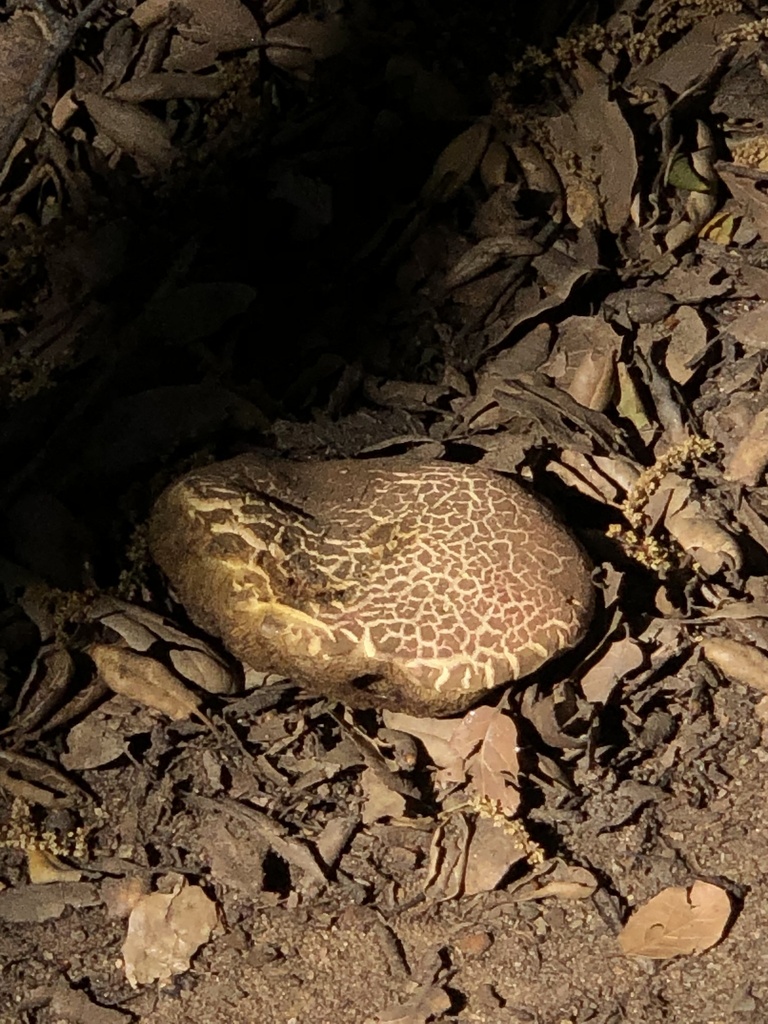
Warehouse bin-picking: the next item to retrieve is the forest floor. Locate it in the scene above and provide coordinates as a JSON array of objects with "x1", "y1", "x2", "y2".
[{"x1": 3, "y1": 1, "x2": 768, "y2": 1022}]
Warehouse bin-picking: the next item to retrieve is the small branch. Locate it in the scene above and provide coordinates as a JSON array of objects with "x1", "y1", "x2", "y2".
[{"x1": 0, "y1": 0, "x2": 110, "y2": 172}]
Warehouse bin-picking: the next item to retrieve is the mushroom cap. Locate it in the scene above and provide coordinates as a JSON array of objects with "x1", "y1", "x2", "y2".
[{"x1": 149, "y1": 456, "x2": 594, "y2": 716}]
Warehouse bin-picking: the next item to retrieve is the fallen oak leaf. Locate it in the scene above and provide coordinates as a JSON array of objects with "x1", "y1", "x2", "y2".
[
  {"x1": 619, "y1": 880, "x2": 731, "y2": 959},
  {"x1": 447, "y1": 704, "x2": 521, "y2": 816}
]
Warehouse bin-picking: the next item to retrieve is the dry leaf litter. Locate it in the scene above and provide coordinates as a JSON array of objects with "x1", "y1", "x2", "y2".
[{"x1": 3, "y1": 0, "x2": 768, "y2": 1022}]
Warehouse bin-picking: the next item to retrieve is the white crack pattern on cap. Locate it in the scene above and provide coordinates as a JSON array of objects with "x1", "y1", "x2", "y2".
[{"x1": 149, "y1": 456, "x2": 595, "y2": 716}]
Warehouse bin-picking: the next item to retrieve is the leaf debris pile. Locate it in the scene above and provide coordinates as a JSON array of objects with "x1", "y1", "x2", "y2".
[{"x1": 3, "y1": 0, "x2": 768, "y2": 1021}]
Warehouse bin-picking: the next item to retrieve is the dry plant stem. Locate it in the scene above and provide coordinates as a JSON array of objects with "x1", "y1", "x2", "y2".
[{"x1": 0, "y1": 0, "x2": 111, "y2": 173}]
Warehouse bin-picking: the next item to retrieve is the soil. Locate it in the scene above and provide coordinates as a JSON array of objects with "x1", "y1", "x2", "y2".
[{"x1": 2, "y1": 2, "x2": 768, "y2": 1023}]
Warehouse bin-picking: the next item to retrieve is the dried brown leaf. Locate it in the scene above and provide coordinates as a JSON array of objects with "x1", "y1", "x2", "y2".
[
  {"x1": 719, "y1": 165, "x2": 768, "y2": 244},
  {"x1": 448, "y1": 705, "x2": 521, "y2": 815},
  {"x1": 111, "y1": 72, "x2": 226, "y2": 103},
  {"x1": 463, "y1": 815, "x2": 528, "y2": 896},
  {"x1": 664, "y1": 502, "x2": 743, "y2": 574},
  {"x1": 580, "y1": 637, "x2": 645, "y2": 704},
  {"x1": 618, "y1": 881, "x2": 730, "y2": 958},
  {"x1": 665, "y1": 306, "x2": 708, "y2": 384},
  {"x1": 60, "y1": 698, "x2": 136, "y2": 771},
  {"x1": 79, "y1": 93, "x2": 175, "y2": 170},
  {"x1": 122, "y1": 881, "x2": 218, "y2": 987},
  {"x1": 723, "y1": 407, "x2": 768, "y2": 485},
  {"x1": 360, "y1": 767, "x2": 407, "y2": 825},
  {"x1": 547, "y1": 62, "x2": 637, "y2": 234},
  {"x1": 376, "y1": 983, "x2": 452, "y2": 1024},
  {"x1": 381, "y1": 711, "x2": 461, "y2": 773},
  {"x1": 722, "y1": 303, "x2": 768, "y2": 353},
  {"x1": 702, "y1": 636, "x2": 768, "y2": 693},
  {"x1": 89, "y1": 644, "x2": 206, "y2": 723},
  {"x1": 421, "y1": 121, "x2": 491, "y2": 204}
]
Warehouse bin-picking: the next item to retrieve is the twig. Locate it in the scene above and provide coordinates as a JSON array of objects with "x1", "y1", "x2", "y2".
[{"x1": 0, "y1": 0, "x2": 111, "y2": 172}]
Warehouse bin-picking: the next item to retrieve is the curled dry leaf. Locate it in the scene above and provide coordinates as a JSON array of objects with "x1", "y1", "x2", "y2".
[
  {"x1": 702, "y1": 636, "x2": 768, "y2": 693},
  {"x1": 444, "y1": 237, "x2": 542, "y2": 292},
  {"x1": 425, "y1": 811, "x2": 528, "y2": 901},
  {"x1": 619, "y1": 880, "x2": 731, "y2": 959},
  {"x1": 664, "y1": 502, "x2": 743, "y2": 574},
  {"x1": 89, "y1": 643, "x2": 207, "y2": 723},
  {"x1": 122, "y1": 880, "x2": 218, "y2": 987},
  {"x1": 511, "y1": 860, "x2": 598, "y2": 902},
  {"x1": 543, "y1": 315, "x2": 621, "y2": 412}
]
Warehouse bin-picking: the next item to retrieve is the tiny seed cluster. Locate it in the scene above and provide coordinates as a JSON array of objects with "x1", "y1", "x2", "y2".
[
  {"x1": 607, "y1": 435, "x2": 717, "y2": 571},
  {"x1": 0, "y1": 798, "x2": 96, "y2": 860},
  {"x1": 511, "y1": 0, "x2": 743, "y2": 82}
]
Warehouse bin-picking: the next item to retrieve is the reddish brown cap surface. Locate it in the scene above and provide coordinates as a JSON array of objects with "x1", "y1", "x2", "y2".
[{"x1": 149, "y1": 456, "x2": 594, "y2": 715}]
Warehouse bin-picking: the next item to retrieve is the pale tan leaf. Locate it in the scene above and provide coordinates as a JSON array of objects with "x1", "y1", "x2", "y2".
[
  {"x1": 27, "y1": 848, "x2": 81, "y2": 885},
  {"x1": 89, "y1": 644, "x2": 205, "y2": 722},
  {"x1": 723, "y1": 408, "x2": 768, "y2": 486},
  {"x1": 360, "y1": 767, "x2": 407, "y2": 825},
  {"x1": 122, "y1": 881, "x2": 218, "y2": 987},
  {"x1": 702, "y1": 636, "x2": 768, "y2": 693},
  {"x1": 463, "y1": 815, "x2": 528, "y2": 896},
  {"x1": 665, "y1": 306, "x2": 708, "y2": 384},
  {"x1": 79, "y1": 93, "x2": 175, "y2": 170},
  {"x1": 618, "y1": 881, "x2": 730, "y2": 958},
  {"x1": 580, "y1": 638, "x2": 645, "y2": 704}
]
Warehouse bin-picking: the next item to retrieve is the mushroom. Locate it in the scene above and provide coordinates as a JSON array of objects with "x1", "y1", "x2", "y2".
[{"x1": 149, "y1": 456, "x2": 594, "y2": 716}]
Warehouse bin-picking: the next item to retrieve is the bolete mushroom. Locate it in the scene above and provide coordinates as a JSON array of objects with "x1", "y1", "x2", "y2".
[{"x1": 149, "y1": 456, "x2": 594, "y2": 716}]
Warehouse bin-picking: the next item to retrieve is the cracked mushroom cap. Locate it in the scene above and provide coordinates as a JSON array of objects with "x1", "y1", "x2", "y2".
[{"x1": 149, "y1": 456, "x2": 594, "y2": 716}]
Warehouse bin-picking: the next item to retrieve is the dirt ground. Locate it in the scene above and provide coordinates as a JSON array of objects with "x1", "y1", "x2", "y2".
[{"x1": 4, "y1": 1, "x2": 768, "y2": 1022}]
